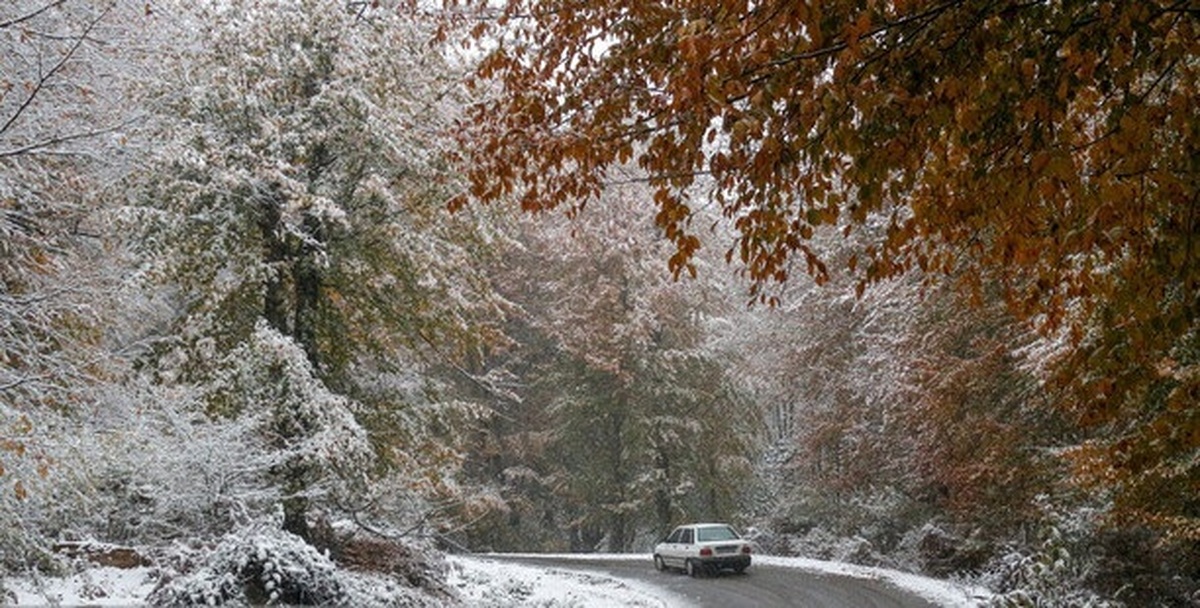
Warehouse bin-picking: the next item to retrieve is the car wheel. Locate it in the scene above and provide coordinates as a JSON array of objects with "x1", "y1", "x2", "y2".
[
  {"x1": 686, "y1": 559, "x2": 700, "y2": 578},
  {"x1": 654, "y1": 555, "x2": 665, "y2": 572},
  {"x1": 734, "y1": 566, "x2": 747, "y2": 575}
]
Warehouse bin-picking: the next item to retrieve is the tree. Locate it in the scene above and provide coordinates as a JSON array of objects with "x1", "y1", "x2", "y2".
[
  {"x1": 450, "y1": 0, "x2": 1200, "y2": 538},
  {"x1": 0, "y1": 2, "x2": 187, "y2": 569},
  {"x1": 459, "y1": 182, "x2": 757, "y2": 552},
  {"x1": 122, "y1": 0, "x2": 501, "y2": 540},
  {"x1": 1, "y1": 0, "x2": 147, "y2": 531}
]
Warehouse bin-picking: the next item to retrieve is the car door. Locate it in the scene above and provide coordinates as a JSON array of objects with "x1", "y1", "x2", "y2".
[
  {"x1": 661, "y1": 528, "x2": 683, "y2": 567},
  {"x1": 673, "y1": 527, "x2": 695, "y2": 567}
]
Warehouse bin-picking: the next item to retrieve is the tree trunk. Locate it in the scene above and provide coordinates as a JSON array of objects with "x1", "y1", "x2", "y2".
[
  {"x1": 608, "y1": 512, "x2": 630, "y2": 553},
  {"x1": 654, "y1": 444, "x2": 672, "y2": 532},
  {"x1": 571, "y1": 523, "x2": 604, "y2": 552},
  {"x1": 258, "y1": 185, "x2": 289, "y2": 335},
  {"x1": 282, "y1": 471, "x2": 311, "y2": 540},
  {"x1": 258, "y1": 188, "x2": 324, "y2": 542},
  {"x1": 606, "y1": 399, "x2": 630, "y2": 553},
  {"x1": 293, "y1": 211, "x2": 323, "y2": 367}
]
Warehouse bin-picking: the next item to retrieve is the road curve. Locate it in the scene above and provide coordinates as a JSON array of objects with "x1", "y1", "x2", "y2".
[{"x1": 491, "y1": 555, "x2": 943, "y2": 608}]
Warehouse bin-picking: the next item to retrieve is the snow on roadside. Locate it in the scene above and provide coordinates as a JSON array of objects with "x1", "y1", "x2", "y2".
[
  {"x1": 754, "y1": 555, "x2": 992, "y2": 607},
  {"x1": 2, "y1": 557, "x2": 684, "y2": 608},
  {"x1": 4, "y1": 566, "x2": 160, "y2": 606},
  {"x1": 446, "y1": 555, "x2": 687, "y2": 607}
]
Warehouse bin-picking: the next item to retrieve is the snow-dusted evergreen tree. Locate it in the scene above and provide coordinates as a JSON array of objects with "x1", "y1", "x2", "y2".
[{"x1": 118, "y1": 0, "x2": 502, "y2": 541}]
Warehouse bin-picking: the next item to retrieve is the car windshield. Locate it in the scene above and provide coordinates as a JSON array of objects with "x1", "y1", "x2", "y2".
[{"x1": 697, "y1": 526, "x2": 739, "y2": 542}]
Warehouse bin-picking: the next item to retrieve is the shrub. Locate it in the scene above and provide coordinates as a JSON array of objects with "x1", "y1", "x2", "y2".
[{"x1": 148, "y1": 519, "x2": 346, "y2": 606}]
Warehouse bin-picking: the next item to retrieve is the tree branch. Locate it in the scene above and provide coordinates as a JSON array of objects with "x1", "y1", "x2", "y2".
[
  {"x1": 0, "y1": 0, "x2": 65, "y2": 30},
  {"x1": 0, "y1": 119, "x2": 131, "y2": 159},
  {"x1": 0, "y1": 2, "x2": 112, "y2": 139}
]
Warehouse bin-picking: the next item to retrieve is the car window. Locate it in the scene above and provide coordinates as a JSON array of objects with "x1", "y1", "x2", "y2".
[
  {"x1": 697, "y1": 525, "x2": 739, "y2": 542},
  {"x1": 680, "y1": 528, "x2": 694, "y2": 544},
  {"x1": 665, "y1": 528, "x2": 681, "y2": 543}
]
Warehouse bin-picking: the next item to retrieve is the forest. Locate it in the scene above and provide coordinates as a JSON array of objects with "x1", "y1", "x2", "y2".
[{"x1": 1, "y1": 0, "x2": 1197, "y2": 606}]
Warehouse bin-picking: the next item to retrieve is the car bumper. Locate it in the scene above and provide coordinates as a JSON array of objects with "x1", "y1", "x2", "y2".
[{"x1": 698, "y1": 554, "x2": 751, "y2": 569}]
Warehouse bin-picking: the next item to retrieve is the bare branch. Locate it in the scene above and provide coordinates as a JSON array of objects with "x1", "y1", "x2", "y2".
[
  {"x1": 0, "y1": 0, "x2": 66, "y2": 31},
  {"x1": 0, "y1": 2, "x2": 113, "y2": 139},
  {"x1": 0, "y1": 117, "x2": 133, "y2": 158}
]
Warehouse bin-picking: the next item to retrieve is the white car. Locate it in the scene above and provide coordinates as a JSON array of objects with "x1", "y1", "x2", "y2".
[{"x1": 653, "y1": 523, "x2": 752, "y2": 577}]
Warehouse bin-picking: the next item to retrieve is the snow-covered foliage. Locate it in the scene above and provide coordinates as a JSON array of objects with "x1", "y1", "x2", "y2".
[
  {"x1": 2, "y1": 377, "x2": 272, "y2": 568},
  {"x1": 202, "y1": 322, "x2": 374, "y2": 510},
  {"x1": 719, "y1": 220, "x2": 1159, "y2": 601},
  {"x1": 97, "y1": 0, "x2": 504, "y2": 544},
  {"x1": 148, "y1": 517, "x2": 349, "y2": 606},
  {"x1": 980, "y1": 499, "x2": 1117, "y2": 608},
  {"x1": 4, "y1": 1, "x2": 497, "y2": 583},
  {"x1": 146, "y1": 515, "x2": 455, "y2": 607},
  {"x1": 124, "y1": 0, "x2": 488, "y2": 338},
  {"x1": 4, "y1": 322, "x2": 377, "y2": 563}
]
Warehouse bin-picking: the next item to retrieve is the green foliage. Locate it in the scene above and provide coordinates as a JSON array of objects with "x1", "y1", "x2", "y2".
[
  {"x1": 985, "y1": 499, "x2": 1119, "y2": 608},
  {"x1": 127, "y1": 0, "x2": 492, "y2": 375},
  {"x1": 205, "y1": 322, "x2": 373, "y2": 493}
]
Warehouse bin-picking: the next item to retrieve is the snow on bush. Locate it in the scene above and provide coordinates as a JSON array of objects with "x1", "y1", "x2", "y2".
[
  {"x1": 0, "y1": 376, "x2": 279, "y2": 566},
  {"x1": 754, "y1": 524, "x2": 896, "y2": 569},
  {"x1": 148, "y1": 516, "x2": 448, "y2": 607},
  {"x1": 980, "y1": 499, "x2": 1117, "y2": 608},
  {"x1": 148, "y1": 517, "x2": 346, "y2": 606}
]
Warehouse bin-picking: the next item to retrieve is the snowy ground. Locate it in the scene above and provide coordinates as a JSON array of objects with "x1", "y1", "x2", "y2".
[
  {"x1": 2, "y1": 559, "x2": 678, "y2": 607},
  {"x1": 446, "y1": 555, "x2": 689, "y2": 607},
  {"x1": 4, "y1": 553, "x2": 990, "y2": 606},
  {"x1": 4, "y1": 566, "x2": 162, "y2": 606}
]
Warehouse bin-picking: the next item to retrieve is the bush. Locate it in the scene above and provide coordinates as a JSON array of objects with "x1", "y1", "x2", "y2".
[
  {"x1": 148, "y1": 519, "x2": 346, "y2": 606},
  {"x1": 980, "y1": 501, "x2": 1115, "y2": 608},
  {"x1": 896, "y1": 523, "x2": 992, "y2": 577}
]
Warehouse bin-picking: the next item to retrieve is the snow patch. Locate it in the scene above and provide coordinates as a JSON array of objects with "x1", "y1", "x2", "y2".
[
  {"x1": 447, "y1": 555, "x2": 687, "y2": 607},
  {"x1": 5, "y1": 566, "x2": 160, "y2": 606}
]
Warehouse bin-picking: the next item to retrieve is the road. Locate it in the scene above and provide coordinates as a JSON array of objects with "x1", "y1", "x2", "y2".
[{"x1": 491, "y1": 555, "x2": 944, "y2": 608}]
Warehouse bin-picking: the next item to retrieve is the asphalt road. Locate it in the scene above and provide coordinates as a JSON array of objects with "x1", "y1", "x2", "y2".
[{"x1": 492, "y1": 555, "x2": 943, "y2": 608}]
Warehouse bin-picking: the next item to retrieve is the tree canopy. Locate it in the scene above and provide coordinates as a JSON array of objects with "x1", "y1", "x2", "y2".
[{"x1": 449, "y1": 0, "x2": 1200, "y2": 537}]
